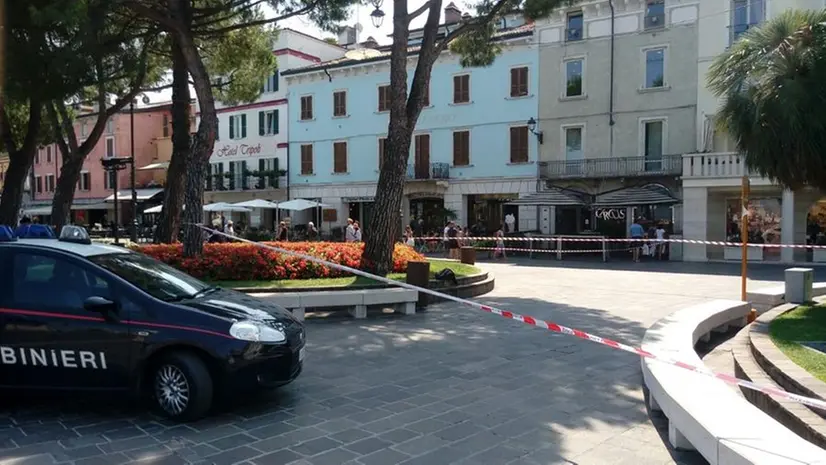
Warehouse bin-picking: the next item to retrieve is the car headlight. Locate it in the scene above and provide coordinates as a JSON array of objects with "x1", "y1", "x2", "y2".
[{"x1": 229, "y1": 321, "x2": 286, "y2": 343}]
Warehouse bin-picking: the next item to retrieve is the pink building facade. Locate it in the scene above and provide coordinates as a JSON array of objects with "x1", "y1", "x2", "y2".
[{"x1": 28, "y1": 103, "x2": 174, "y2": 226}]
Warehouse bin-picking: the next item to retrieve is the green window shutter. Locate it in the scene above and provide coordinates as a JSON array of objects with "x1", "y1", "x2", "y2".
[
  {"x1": 274, "y1": 110, "x2": 279, "y2": 134},
  {"x1": 228, "y1": 116, "x2": 234, "y2": 139},
  {"x1": 241, "y1": 114, "x2": 247, "y2": 138},
  {"x1": 274, "y1": 70, "x2": 279, "y2": 91},
  {"x1": 259, "y1": 111, "x2": 265, "y2": 136}
]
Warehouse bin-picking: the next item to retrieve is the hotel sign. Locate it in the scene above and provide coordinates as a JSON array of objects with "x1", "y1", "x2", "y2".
[{"x1": 214, "y1": 143, "x2": 263, "y2": 158}]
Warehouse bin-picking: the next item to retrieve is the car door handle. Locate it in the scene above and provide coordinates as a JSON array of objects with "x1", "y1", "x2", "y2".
[{"x1": 136, "y1": 331, "x2": 150, "y2": 337}]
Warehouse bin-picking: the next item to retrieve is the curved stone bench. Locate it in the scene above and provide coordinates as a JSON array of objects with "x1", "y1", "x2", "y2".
[
  {"x1": 252, "y1": 288, "x2": 418, "y2": 321},
  {"x1": 641, "y1": 299, "x2": 826, "y2": 465}
]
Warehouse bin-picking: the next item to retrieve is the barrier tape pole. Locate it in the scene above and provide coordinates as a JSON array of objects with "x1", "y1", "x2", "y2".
[
  {"x1": 418, "y1": 236, "x2": 826, "y2": 249},
  {"x1": 193, "y1": 225, "x2": 826, "y2": 412}
]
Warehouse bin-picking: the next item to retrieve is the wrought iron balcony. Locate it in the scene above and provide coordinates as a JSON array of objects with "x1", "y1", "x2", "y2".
[
  {"x1": 407, "y1": 162, "x2": 450, "y2": 181},
  {"x1": 538, "y1": 155, "x2": 682, "y2": 180}
]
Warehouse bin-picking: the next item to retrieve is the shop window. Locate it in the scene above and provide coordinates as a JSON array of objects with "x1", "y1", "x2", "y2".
[{"x1": 725, "y1": 198, "x2": 781, "y2": 246}]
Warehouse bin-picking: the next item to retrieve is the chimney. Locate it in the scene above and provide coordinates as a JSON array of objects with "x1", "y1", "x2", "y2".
[
  {"x1": 444, "y1": 2, "x2": 462, "y2": 24},
  {"x1": 337, "y1": 26, "x2": 356, "y2": 46},
  {"x1": 361, "y1": 36, "x2": 379, "y2": 49}
]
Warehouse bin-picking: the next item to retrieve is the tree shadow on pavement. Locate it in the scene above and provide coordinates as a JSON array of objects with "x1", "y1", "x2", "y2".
[{"x1": 0, "y1": 298, "x2": 708, "y2": 465}]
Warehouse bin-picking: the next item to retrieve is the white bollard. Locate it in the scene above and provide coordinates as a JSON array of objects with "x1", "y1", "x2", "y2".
[{"x1": 785, "y1": 268, "x2": 814, "y2": 304}]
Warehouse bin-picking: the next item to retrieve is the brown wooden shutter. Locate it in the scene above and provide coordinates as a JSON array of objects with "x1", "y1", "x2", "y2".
[
  {"x1": 378, "y1": 86, "x2": 390, "y2": 112},
  {"x1": 333, "y1": 142, "x2": 347, "y2": 173},
  {"x1": 301, "y1": 145, "x2": 313, "y2": 174},
  {"x1": 510, "y1": 127, "x2": 529, "y2": 163},
  {"x1": 453, "y1": 75, "x2": 469, "y2": 103},
  {"x1": 453, "y1": 131, "x2": 469, "y2": 166},
  {"x1": 510, "y1": 67, "x2": 528, "y2": 97}
]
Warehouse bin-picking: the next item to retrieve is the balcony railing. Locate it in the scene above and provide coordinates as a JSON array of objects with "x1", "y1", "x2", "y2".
[
  {"x1": 538, "y1": 155, "x2": 682, "y2": 180},
  {"x1": 682, "y1": 152, "x2": 762, "y2": 179},
  {"x1": 406, "y1": 162, "x2": 450, "y2": 181}
]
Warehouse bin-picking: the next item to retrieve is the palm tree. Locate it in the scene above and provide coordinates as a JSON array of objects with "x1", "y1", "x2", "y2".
[{"x1": 707, "y1": 9, "x2": 826, "y2": 190}]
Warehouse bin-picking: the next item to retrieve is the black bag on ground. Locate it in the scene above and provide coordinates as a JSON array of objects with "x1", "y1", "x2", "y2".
[{"x1": 434, "y1": 268, "x2": 458, "y2": 286}]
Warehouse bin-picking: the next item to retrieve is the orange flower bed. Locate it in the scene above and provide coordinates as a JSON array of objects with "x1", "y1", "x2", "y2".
[{"x1": 137, "y1": 242, "x2": 425, "y2": 281}]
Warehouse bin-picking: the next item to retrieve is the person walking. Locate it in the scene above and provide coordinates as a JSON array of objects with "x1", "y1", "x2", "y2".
[
  {"x1": 655, "y1": 222, "x2": 666, "y2": 260},
  {"x1": 277, "y1": 221, "x2": 288, "y2": 241},
  {"x1": 443, "y1": 221, "x2": 452, "y2": 257},
  {"x1": 447, "y1": 222, "x2": 459, "y2": 260},
  {"x1": 345, "y1": 218, "x2": 357, "y2": 243},
  {"x1": 494, "y1": 227, "x2": 507, "y2": 260},
  {"x1": 307, "y1": 221, "x2": 318, "y2": 241},
  {"x1": 353, "y1": 221, "x2": 362, "y2": 242},
  {"x1": 630, "y1": 218, "x2": 645, "y2": 263}
]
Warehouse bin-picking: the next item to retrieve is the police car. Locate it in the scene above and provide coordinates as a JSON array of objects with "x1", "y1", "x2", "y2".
[{"x1": 0, "y1": 224, "x2": 305, "y2": 421}]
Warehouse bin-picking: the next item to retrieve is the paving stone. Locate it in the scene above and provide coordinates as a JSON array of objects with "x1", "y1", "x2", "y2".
[
  {"x1": 343, "y1": 437, "x2": 393, "y2": 455},
  {"x1": 301, "y1": 447, "x2": 360, "y2": 465},
  {"x1": 290, "y1": 437, "x2": 342, "y2": 456},
  {"x1": 250, "y1": 448, "x2": 303, "y2": 465},
  {"x1": 356, "y1": 447, "x2": 411, "y2": 465}
]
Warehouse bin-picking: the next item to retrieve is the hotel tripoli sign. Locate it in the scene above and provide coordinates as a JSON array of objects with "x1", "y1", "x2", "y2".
[{"x1": 215, "y1": 143, "x2": 263, "y2": 158}]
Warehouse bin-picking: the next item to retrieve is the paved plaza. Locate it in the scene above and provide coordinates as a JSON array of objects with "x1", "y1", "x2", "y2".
[{"x1": 0, "y1": 259, "x2": 798, "y2": 465}]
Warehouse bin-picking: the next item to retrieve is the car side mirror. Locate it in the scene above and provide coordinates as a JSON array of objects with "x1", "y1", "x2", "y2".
[{"x1": 83, "y1": 296, "x2": 116, "y2": 314}]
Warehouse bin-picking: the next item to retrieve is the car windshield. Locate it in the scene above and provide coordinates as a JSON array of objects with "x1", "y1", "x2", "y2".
[{"x1": 89, "y1": 252, "x2": 214, "y2": 302}]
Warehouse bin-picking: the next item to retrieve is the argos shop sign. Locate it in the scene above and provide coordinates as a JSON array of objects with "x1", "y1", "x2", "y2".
[{"x1": 214, "y1": 143, "x2": 264, "y2": 158}]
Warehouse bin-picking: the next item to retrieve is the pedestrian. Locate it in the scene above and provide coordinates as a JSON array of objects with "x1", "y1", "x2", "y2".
[
  {"x1": 494, "y1": 227, "x2": 506, "y2": 260},
  {"x1": 277, "y1": 221, "x2": 288, "y2": 241},
  {"x1": 353, "y1": 221, "x2": 362, "y2": 242},
  {"x1": 443, "y1": 221, "x2": 452, "y2": 258},
  {"x1": 225, "y1": 221, "x2": 235, "y2": 236},
  {"x1": 655, "y1": 222, "x2": 666, "y2": 259},
  {"x1": 447, "y1": 223, "x2": 459, "y2": 260},
  {"x1": 307, "y1": 221, "x2": 319, "y2": 241},
  {"x1": 404, "y1": 226, "x2": 415, "y2": 247},
  {"x1": 345, "y1": 218, "x2": 357, "y2": 242},
  {"x1": 630, "y1": 217, "x2": 645, "y2": 263}
]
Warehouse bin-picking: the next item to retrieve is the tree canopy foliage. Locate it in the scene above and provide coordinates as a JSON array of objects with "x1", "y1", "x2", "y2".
[{"x1": 708, "y1": 9, "x2": 826, "y2": 191}]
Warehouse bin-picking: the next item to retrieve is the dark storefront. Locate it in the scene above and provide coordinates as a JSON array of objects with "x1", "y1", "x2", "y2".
[{"x1": 467, "y1": 194, "x2": 519, "y2": 233}]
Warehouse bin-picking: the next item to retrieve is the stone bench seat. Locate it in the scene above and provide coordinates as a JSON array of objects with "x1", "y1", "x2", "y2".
[
  {"x1": 253, "y1": 288, "x2": 418, "y2": 321},
  {"x1": 642, "y1": 299, "x2": 826, "y2": 465}
]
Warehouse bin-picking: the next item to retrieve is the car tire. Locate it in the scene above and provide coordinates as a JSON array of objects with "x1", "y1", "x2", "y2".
[{"x1": 151, "y1": 351, "x2": 213, "y2": 422}]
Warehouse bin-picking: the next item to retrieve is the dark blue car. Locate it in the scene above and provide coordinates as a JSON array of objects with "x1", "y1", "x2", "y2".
[{"x1": 0, "y1": 225, "x2": 305, "y2": 421}]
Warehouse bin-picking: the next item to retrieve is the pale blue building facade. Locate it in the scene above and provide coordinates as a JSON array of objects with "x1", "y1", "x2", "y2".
[{"x1": 283, "y1": 17, "x2": 540, "y2": 234}]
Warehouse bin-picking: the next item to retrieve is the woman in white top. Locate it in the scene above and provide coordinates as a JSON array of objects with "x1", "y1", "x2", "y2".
[{"x1": 655, "y1": 223, "x2": 666, "y2": 259}]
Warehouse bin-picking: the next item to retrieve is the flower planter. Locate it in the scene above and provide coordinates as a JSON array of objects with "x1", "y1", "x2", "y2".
[{"x1": 724, "y1": 246, "x2": 764, "y2": 261}]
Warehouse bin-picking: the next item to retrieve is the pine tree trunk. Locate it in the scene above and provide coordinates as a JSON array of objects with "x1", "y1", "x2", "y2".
[
  {"x1": 50, "y1": 153, "x2": 83, "y2": 229},
  {"x1": 0, "y1": 151, "x2": 33, "y2": 225},
  {"x1": 362, "y1": 129, "x2": 411, "y2": 275},
  {"x1": 181, "y1": 146, "x2": 206, "y2": 255},
  {"x1": 153, "y1": 41, "x2": 190, "y2": 244}
]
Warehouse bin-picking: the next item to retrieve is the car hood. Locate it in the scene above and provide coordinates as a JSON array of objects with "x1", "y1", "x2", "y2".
[{"x1": 180, "y1": 288, "x2": 296, "y2": 322}]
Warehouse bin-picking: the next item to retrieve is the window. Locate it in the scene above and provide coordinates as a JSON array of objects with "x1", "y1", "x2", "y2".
[
  {"x1": 731, "y1": 0, "x2": 764, "y2": 42},
  {"x1": 263, "y1": 70, "x2": 279, "y2": 93},
  {"x1": 300, "y1": 144, "x2": 314, "y2": 175},
  {"x1": 645, "y1": 0, "x2": 665, "y2": 30},
  {"x1": 34, "y1": 152, "x2": 39, "y2": 164},
  {"x1": 229, "y1": 114, "x2": 247, "y2": 139},
  {"x1": 413, "y1": 134, "x2": 431, "y2": 179},
  {"x1": 300, "y1": 95, "x2": 313, "y2": 120},
  {"x1": 564, "y1": 59, "x2": 584, "y2": 97},
  {"x1": 510, "y1": 67, "x2": 529, "y2": 97},
  {"x1": 565, "y1": 127, "x2": 583, "y2": 160},
  {"x1": 35, "y1": 176, "x2": 42, "y2": 194},
  {"x1": 228, "y1": 160, "x2": 247, "y2": 190},
  {"x1": 452, "y1": 130, "x2": 470, "y2": 166},
  {"x1": 11, "y1": 252, "x2": 112, "y2": 311},
  {"x1": 79, "y1": 172, "x2": 90, "y2": 191},
  {"x1": 105, "y1": 137, "x2": 115, "y2": 158},
  {"x1": 643, "y1": 120, "x2": 664, "y2": 170},
  {"x1": 106, "y1": 119, "x2": 114, "y2": 135},
  {"x1": 453, "y1": 75, "x2": 470, "y2": 103},
  {"x1": 80, "y1": 122, "x2": 88, "y2": 138},
  {"x1": 378, "y1": 137, "x2": 387, "y2": 170},
  {"x1": 332, "y1": 91, "x2": 347, "y2": 117},
  {"x1": 89, "y1": 253, "x2": 209, "y2": 303},
  {"x1": 208, "y1": 162, "x2": 224, "y2": 190},
  {"x1": 567, "y1": 11, "x2": 583, "y2": 41},
  {"x1": 378, "y1": 85, "x2": 391, "y2": 112},
  {"x1": 46, "y1": 146, "x2": 52, "y2": 164},
  {"x1": 333, "y1": 141, "x2": 348, "y2": 174},
  {"x1": 46, "y1": 175, "x2": 55, "y2": 192},
  {"x1": 257, "y1": 158, "x2": 279, "y2": 189},
  {"x1": 644, "y1": 48, "x2": 665, "y2": 89},
  {"x1": 258, "y1": 110, "x2": 278, "y2": 136},
  {"x1": 162, "y1": 114, "x2": 170, "y2": 137},
  {"x1": 509, "y1": 127, "x2": 529, "y2": 163},
  {"x1": 104, "y1": 171, "x2": 116, "y2": 190}
]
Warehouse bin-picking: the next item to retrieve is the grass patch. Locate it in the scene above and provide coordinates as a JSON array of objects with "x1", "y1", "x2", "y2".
[
  {"x1": 769, "y1": 304, "x2": 826, "y2": 383},
  {"x1": 211, "y1": 259, "x2": 481, "y2": 290}
]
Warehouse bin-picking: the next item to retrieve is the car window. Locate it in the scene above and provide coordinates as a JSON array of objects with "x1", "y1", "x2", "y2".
[
  {"x1": 10, "y1": 251, "x2": 112, "y2": 312},
  {"x1": 89, "y1": 252, "x2": 210, "y2": 302}
]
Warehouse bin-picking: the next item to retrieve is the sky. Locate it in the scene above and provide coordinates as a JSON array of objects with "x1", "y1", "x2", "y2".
[{"x1": 275, "y1": 0, "x2": 450, "y2": 46}]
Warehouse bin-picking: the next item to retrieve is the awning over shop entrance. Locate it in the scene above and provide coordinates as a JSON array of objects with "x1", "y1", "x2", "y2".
[
  {"x1": 505, "y1": 187, "x2": 589, "y2": 207},
  {"x1": 104, "y1": 188, "x2": 163, "y2": 202},
  {"x1": 593, "y1": 184, "x2": 678, "y2": 207},
  {"x1": 71, "y1": 202, "x2": 109, "y2": 210}
]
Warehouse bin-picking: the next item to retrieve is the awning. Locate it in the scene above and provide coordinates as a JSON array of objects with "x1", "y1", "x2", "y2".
[
  {"x1": 104, "y1": 188, "x2": 163, "y2": 202},
  {"x1": 71, "y1": 203, "x2": 109, "y2": 211},
  {"x1": 22, "y1": 206, "x2": 52, "y2": 216},
  {"x1": 505, "y1": 188, "x2": 589, "y2": 207},
  {"x1": 138, "y1": 162, "x2": 169, "y2": 171},
  {"x1": 593, "y1": 184, "x2": 679, "y2": 207}
]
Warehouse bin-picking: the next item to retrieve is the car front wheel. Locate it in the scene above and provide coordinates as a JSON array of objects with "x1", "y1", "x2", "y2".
[{"x1": 152, "y1": 352, "x2": 213, "y2": 422}]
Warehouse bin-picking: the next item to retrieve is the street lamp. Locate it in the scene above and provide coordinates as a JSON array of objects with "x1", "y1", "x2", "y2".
[
  {"x1": 369, "y1": 0, "x2": 385, "y2": 28},
  {"x1": 527, "y1": 117, "x2": 544, "y2": 145},
  {"x1": 101, "y1": 156, "x2": 133, "y2": 245}
]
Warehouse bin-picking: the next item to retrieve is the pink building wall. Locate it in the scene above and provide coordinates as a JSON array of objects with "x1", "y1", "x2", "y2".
[{"x1": 32, "y1": 104, "x2": 173, "y2": 204}]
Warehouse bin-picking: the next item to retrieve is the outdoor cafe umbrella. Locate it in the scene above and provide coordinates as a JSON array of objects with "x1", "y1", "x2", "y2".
[
  {"x1": 232, "y1": 199, "x2": 279, "y2": 209},
  {"x1": 202, "y1": 202, "x2": 251, "y2": 212},
  {"x1": 144, "y1": 204, "x2": 186, "y2": 214},
  {"x1": 275, "y1": 199, "x2": 330, "y2": 237}
]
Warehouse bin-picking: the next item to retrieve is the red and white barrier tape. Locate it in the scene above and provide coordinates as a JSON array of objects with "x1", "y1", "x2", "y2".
[
  {"x1": 475, "y1": 247, "x2": 626, "y2": 254},
  {"x1": 194, "y1": 224, "x2": 826, "y2": 412},
  {"x1": 418, "y1": 236, "x2": 826, "y2": 249}
]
